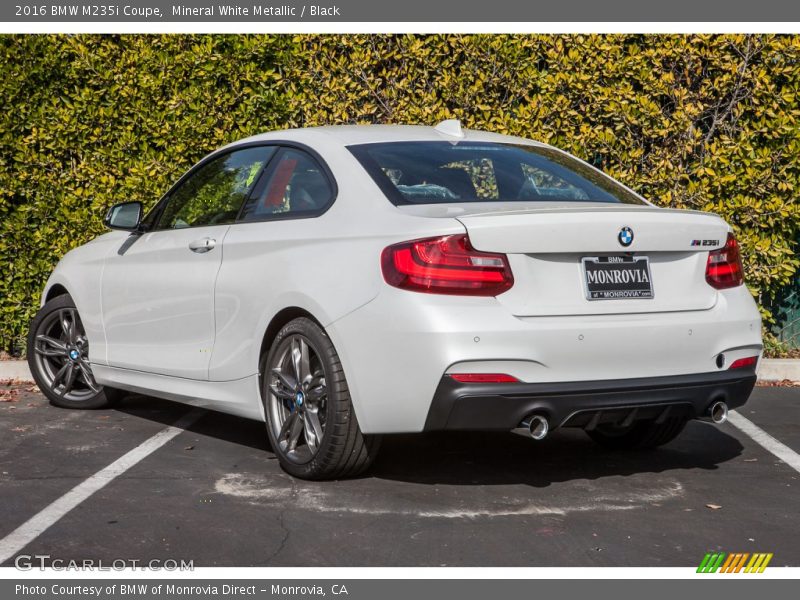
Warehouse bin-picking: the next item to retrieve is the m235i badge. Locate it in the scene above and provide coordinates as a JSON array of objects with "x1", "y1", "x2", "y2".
[{"x1": 691, "y1": 239, "x2": 720, "y2": 247}]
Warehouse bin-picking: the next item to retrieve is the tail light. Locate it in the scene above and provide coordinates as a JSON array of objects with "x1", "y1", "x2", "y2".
[
  {"x1": 449, "y1": 373, "x2": 519, "y2": 383},
  {"x1": 729, "y1": 356, "x2": 758, "y2": 370},
  {"x1": 706, "y1": 233, "x2": 744, "y2": 289},
  {"x1": 381, "y1": 234, "x2": 514, "y2": 296}
]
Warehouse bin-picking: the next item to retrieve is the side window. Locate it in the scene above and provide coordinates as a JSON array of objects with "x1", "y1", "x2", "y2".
[
  {"x1": 239, "y1": 148, "x2": 334, "y2": 221},
  {"x1": 156, "y1": 146, "x2": 275, "y2": 230}
]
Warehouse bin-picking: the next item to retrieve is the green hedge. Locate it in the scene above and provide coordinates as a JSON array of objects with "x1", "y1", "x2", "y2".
[
  {"x1": 0, "y1": 35, "x2": 290, "y2": 353},
  {"x1": 2, "y1": 34, "x2": 799, "y2": 353}
]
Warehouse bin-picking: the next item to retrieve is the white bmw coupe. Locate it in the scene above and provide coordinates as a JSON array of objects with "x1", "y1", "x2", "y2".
[{"x1": 28, "y1": 121, "x2": 762, "y2": 479}]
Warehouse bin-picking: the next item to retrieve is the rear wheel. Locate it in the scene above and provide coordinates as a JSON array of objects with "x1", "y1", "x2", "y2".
[
  {"x1": 27, "y1": 294, "x2": 125, "y2": 409},
  {"x1": 586, "y1": 417, "x2": 688, "y2": 450},
  {"x1": 262, "y1": 317, "x2": 380, "y2": 480}
]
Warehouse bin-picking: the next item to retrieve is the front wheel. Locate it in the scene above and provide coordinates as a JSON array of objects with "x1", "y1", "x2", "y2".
[
  {"x1": 27, "y1": 294, "x2": 124, "y2": 409},
  {"x1": 586, "y1": 417, "x2": 688, "y2": 450},
  {"x1": 262, "y1": 317, "x2": 381, "y2": 480}
]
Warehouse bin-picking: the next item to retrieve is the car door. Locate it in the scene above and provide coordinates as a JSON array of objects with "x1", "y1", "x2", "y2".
[
  {"x1": 209, "y1": 146, "x2": 338, "y2": 382},
  {"x1": 101, "y1": 145, "x2": 276, "y2": 379}
]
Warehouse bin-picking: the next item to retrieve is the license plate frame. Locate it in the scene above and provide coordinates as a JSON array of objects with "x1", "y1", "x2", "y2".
[{"x1": 581, "y1": 255, "x2": 654, "y2": 301}]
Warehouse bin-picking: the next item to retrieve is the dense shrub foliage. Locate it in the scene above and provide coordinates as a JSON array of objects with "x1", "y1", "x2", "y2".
[
  {"x1": 1, "y1": 34, "x2": 798, "y2": 353},
  {"x1": 0, "y1": 35, "x2": 290, "y2": 352}
]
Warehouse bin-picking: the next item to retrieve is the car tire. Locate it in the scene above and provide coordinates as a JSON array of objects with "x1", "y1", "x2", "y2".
[
  {"x1": 262, "y1": 317, "x2": 381, "y2": 480},
  {"x1": 586, "y1": 417, "x2": 688, "y2": 450},
  {"x1": 27, "y1": 294, "x2": 125, "y2": 409}
]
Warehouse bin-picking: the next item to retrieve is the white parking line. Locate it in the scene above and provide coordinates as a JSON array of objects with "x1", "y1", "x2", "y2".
[
  {"x1": 728, "y1": 410, "x2": 800, "y2": 474},
  {"x1": 0, "y1": 408, "x2": 204, "y2": 565}
]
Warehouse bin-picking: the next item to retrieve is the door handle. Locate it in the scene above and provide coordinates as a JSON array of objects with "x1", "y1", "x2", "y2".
[{"x1": 188, "y1": 237, "x2": 216, "y2": 253}]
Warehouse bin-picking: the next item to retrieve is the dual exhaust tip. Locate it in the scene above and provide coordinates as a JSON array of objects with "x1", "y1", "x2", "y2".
[
  {"x1": 703, "y1": 400, "x2": 729, "y2": 424},
  {"x1": 512, "y1": 414, "x2": 549, "y2": 440},
  {"x1": 512, "y1": 401, "x2": 728, "y2": 440}
]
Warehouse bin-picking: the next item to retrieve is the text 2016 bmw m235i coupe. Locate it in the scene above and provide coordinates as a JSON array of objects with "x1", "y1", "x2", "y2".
[{"x1": 28, "y1": 121, "x2": 762, "y2": 479}]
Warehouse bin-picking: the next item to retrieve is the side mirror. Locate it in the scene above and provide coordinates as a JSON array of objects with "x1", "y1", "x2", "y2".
[{"x1": 104, "y1": 201, "x2": 143, "y2": 231}]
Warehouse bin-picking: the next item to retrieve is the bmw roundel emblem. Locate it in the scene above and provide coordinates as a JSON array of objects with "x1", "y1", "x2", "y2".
[{"x1": 618, "y1": 226, "x2": 634, "y2": 247}]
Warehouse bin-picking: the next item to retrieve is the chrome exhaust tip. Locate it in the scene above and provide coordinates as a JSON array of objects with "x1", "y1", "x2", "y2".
[
  {"x1": 528, "y1": 415, "x2": 549, "y2": 440},
  {"x1": 708, "y1": 401, "x2": 729, "y2": 424},
  {"x1": 512, "y1": 415, "x2": 549, "y2": 440}
]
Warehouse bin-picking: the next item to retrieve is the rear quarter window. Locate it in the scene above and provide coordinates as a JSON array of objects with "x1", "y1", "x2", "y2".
[{"x1": 238, "y1": 147, "x2": 334, "y2": 221}]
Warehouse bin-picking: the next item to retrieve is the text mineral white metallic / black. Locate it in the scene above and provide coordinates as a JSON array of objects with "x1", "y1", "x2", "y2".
[{"x1": 27, "y1": 121, "x2": 762, "y2": 479}]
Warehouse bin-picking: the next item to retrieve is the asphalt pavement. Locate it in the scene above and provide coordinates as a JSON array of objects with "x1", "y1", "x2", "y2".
[{"x1": 0, "y1": 383, "x2": 798, "y2": 567}]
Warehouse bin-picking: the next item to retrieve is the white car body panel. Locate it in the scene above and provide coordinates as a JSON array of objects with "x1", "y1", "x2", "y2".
[
  {"x1": 44, "y1": 237, "x2": 110, "y2": 366},
  {"x1": 455, "y1": 206, "x2": 728, "y2": 253},
  {"x1": 91, "y1": 364, "x2": 263, "y2": 420},
  {"x1": 100, "y1": 224, "x2": 231, "y2": 379},
  {"x1": 327, "y1": 285, "x2": 761, "y2": 433},
  {"x1": 41, "y1": 124, "x2": 762, "y2": 433},
  {"x1": 206, "y1": 141, "x2": 462, "y2": 383}
]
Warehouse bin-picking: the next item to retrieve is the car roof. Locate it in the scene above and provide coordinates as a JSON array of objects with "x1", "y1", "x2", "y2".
[{"x1": 226, "y1": 124, "x2": 549, "y2": 149}]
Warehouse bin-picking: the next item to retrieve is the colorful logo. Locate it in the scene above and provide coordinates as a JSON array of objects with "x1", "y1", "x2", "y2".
[
  {"x1": 697, "y1": 552, "x2": 773, "y2": 573},
  {"x1": 618, "y1": 226, "x2": 634, "y2": 247}
]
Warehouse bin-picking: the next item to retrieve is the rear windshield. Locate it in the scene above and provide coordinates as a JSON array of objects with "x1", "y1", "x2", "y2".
[{"x1": 348, "y1": 141, "x2": 644, "y2": 206}]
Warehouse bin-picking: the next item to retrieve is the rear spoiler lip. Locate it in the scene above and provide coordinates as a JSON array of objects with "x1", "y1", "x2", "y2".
[
  {"x1": 453, "y1": 209, "x2": 730, "y2": 254},
  {"x1": 396, "y1": 201, "x2": 726, "y2": 224}
]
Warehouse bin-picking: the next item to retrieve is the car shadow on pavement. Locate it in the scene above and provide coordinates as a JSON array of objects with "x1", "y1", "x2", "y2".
[
  {"x1": 372, "y1": 425, "x2": 744, "y2": 488},
  {"x1": 115, "y1": 394, "x2": 271, "y2": 451},
  {"x1": 114, "y1": 394, "x2": 744, "y2": 488}
]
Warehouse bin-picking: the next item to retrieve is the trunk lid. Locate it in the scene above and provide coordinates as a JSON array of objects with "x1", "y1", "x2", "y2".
[{"x1": 400, "y1": 202, "x2": 729, "y2": 316}]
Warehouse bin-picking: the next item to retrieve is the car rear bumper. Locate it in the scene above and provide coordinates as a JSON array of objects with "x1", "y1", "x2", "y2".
[
  {"x1": 423, "y1": 368, "x2": 758, "y2": 431},
  {"x1": 327, "y1": 284, "x2": 762, "y2": 434}
]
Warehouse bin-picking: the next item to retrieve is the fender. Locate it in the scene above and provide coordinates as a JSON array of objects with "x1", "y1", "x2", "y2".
[{"x1": 40, "y1": 235, "x2": 122, "y2": 366}]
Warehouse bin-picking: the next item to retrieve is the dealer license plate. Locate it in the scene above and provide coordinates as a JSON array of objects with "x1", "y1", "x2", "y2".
[{"x1": 581, "y1": 256, "x2": 654, "y2": 300}]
